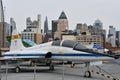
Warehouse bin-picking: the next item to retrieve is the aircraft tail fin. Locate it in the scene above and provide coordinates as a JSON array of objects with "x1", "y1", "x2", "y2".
[{"x1": 10, "y1": 28, "x2": 25, "y2": 51}]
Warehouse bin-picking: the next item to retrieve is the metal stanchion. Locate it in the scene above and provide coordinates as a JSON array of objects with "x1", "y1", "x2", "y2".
[
  {"x1": 33, "y1": 63, "x2": 36, "y2": 80},
  {"x1": 92, "y1": 65, "x2": 95, "y2": 80},
  {"x1": 5, "y1": 61, "x2": 8, "y2": 80},
  {"x1": 62, "y1": 61, "x2": 64, "y2": 80},
  {"x1": 0, "y1": 61, "x2": 1, "y2": 80}
]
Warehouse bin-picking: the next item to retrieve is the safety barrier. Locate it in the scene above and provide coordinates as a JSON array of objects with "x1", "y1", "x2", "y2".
[{"x1": 91, "y1": 70, "x2": 119, "y2": 80}]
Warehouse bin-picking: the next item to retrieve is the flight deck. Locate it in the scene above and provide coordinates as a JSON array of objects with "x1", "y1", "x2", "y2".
[{"x1": 0, "y1": 59, "x2": 120, "y2": 80}]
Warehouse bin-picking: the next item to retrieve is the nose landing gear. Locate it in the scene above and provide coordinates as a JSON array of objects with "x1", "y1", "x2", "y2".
[{"x1": 84, "y1": 62, "x2": 91, "y2": 78}]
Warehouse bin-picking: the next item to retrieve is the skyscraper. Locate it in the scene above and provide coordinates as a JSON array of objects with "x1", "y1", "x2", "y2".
[
  {"x1": 44, "y1": 16, "x2": 48, "y2": 33},
  {"x1": 0, "y1": 0, "x2": 9, "y2": 48},
  {"x1": 0, "y1": 0, "x2": 4, "y2": 48},
  {"x1": 54, "y1": 11, "x2": 69, "y2": 39},
  {"x1": 0, "y1": 22, "x2": 9, "y2": 48},
  {"x1": 52, "y1": 20, "x2": 58, "y2": 38},
  {"x1": 108, "y1": 26, "x2": 116, "y2": 47},
  {"x1": 37, "y1": 14, "x2": 41, "y2": 34},
  {"x1": 22, "y1": 14, "x2": 42, "y2": 44},
  {"x1": 9, "y1": 18, "x2": 16, "y2": 36},
  {"x1": 93, "y1": 19, "x2": 103, "y2": 30},
  {"x1": 0, "y1": 0, "x2": 4, "y2": 22},
  {"x1": 116, "y1": 31, "x2": 120, "y2": 47},
  {"x1": 75, "y1": 23, "x2": 82, "y2": 35},
  {"x1": 93, "y1": 19, "x2": 103, "y2": 35}
]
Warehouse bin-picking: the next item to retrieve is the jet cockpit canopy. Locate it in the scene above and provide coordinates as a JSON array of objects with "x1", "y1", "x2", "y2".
[{"x1": 52, "y1": 40, "x2": 88, "y2": 50}]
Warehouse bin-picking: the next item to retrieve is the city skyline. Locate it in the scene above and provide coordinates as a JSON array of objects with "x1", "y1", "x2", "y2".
[{"x1": 3, "y1": 0, "x2": 120, "y2": 32}]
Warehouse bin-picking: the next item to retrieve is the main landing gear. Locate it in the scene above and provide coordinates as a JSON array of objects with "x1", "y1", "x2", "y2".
[
  {"x1": 15, "y1": 61, "x2": 21, "y2": 73},
  {"x1": 49, "y1": 65, "x2": 54, "y2": 71},
  {"x1": 47, "y1": 60, "x2": 54, "y2": 71},
  {"x1": 45, "y1": 52, "x2": 54, "y2": 71},
  {"x1": 30, "y1": 61, "x2": 35, "y2": 66},
  {"x1": 15, "y1": 66, "x2": 21, "y2": 73}
]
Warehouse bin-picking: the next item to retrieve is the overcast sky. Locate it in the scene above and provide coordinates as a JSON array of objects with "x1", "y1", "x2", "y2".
[{"x1": 3, "y1": 0, "x2": 120, "y2": 32}]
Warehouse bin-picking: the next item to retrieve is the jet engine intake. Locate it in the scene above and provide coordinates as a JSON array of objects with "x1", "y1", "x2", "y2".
[{"x1": 45, "y1": 52, "x2": 52, "y2": 58}]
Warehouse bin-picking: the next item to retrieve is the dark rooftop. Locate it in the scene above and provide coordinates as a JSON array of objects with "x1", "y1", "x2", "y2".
[{"x1": 59, "y1": 11, "x2": 67, "y2": 19}]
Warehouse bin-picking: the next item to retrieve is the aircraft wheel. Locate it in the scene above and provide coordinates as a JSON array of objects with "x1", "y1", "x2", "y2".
[
  {"x1": 15, "y1": 66, "x2": 21, "y2": 73},
  {"x1": 49, "y1": 65, "x2": 54, "y2": 71},
  {"x1": 84, "y1": 71, "x2": 91, "y2": 78}
]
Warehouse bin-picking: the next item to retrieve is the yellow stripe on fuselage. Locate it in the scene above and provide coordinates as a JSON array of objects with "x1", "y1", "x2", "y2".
[
  {"x1": 59, "y1": 51, "x2": 64, "y2": 54},
  {"x1": 11, "y1": 35, "x2": 21, "y2": 40}
]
